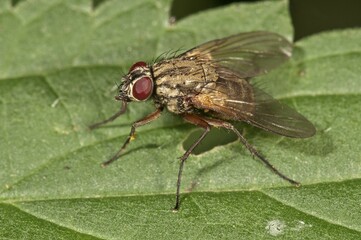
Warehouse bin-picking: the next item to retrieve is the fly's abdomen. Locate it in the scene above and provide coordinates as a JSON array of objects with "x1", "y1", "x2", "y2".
[{"x1": 191, "y1": 76, "x2": 256, "y2": 121}]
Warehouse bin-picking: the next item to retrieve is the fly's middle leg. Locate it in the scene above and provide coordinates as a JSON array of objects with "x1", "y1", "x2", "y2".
[{"x1": 173, "y1": 114, "x2": 211, "y2": 211}]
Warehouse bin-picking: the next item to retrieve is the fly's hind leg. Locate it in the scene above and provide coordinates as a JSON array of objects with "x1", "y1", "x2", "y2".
[
  {"x1": 203, "y1": 118, "x2": 300, "y2": 186},
  {"x1": 174, "y1": 114, "x2": 211, "y2": 211}
]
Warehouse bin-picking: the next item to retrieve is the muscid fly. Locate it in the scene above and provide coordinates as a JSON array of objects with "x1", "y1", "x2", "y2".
[{"x1": 90, "y1": 31, "x2": 316, "y2": 211}]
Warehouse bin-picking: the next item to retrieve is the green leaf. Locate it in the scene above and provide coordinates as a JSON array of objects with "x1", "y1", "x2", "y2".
[{"x1": 0, "y1": 0, "x2": 360, "y2": 239}]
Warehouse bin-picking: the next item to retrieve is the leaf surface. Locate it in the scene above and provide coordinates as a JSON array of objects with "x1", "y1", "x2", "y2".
[{"x1": 0, "y1": 0, "x2": 360, "y2": 239}]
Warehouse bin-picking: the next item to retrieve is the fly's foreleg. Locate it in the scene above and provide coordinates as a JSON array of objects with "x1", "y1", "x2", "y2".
[
  {"x1": 89, "y1": 102, "x2": 128, "y2": 130},
  {"x1": 102, "y1": 107, "x2": 163, "y2": 167}
]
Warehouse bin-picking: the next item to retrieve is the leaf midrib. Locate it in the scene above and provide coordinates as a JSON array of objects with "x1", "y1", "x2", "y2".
[{"x1": 4, "y1": 188, "x2": 361, "y2": 237}]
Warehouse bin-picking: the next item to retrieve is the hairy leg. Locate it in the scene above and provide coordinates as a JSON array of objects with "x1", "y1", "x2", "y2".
[
  {"x1": 89, "y1": 102, "x2": 128, "y2": 130},
  {"x1": 203, "y1": 117, "x2": 300, "y2": 186},
  {"x1": 102, "y1": 107, "x2": 163, "y2": 166},
  {"x1": 174, "y1": 114, "x2": 211, "y2": 211}
]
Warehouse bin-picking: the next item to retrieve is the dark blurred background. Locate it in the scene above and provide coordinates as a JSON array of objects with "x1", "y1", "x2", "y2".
[
  {"x1": 170, "y1": 0, "x2": 361, "y2": 41},
  {"x1": 13, "y1": 0, "x2": 359, "y2": 41}
]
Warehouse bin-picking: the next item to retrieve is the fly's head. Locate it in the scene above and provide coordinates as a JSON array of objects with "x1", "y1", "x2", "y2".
[{"x1": 116, "y1": 61, "x2": 154, "y2": 103}]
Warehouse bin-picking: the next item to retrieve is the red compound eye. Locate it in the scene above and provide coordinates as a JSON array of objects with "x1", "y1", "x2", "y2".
[
  {"x1": 132, "y1": 77, "x2": 153, "y2": 101},
  {"x1": 129, "y1": 61, "x2": 147, "y2": 73}
]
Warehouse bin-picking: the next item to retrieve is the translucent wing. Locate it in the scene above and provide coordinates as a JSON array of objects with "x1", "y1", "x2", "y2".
[
  {"x1": 244, "y1": 87, "x2": 316, "y2": 138},
  {"x1": 181, "y1": 31, "x2": 293, "y2": 78},
  {"x1": 191, "y1": 73, "x2": 315, "y2": 138}
]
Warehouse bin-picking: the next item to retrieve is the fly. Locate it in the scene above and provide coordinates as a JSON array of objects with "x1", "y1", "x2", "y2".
[{"x1": 90, "y1": 31, "x2": 316, "y2": 211}]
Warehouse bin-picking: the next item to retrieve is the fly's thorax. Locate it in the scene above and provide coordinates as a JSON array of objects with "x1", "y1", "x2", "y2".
[{"x1": 152, "y1": 58, "x2": 218, "y2": 114}]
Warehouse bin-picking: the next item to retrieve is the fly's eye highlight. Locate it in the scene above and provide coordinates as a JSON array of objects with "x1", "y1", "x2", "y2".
[
  {"x1": 132, "y1": 77, "x2": 153, "y2": 101},
  {"x1": 129, "y1": 61, "x2": 147, "y2": 73}
]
